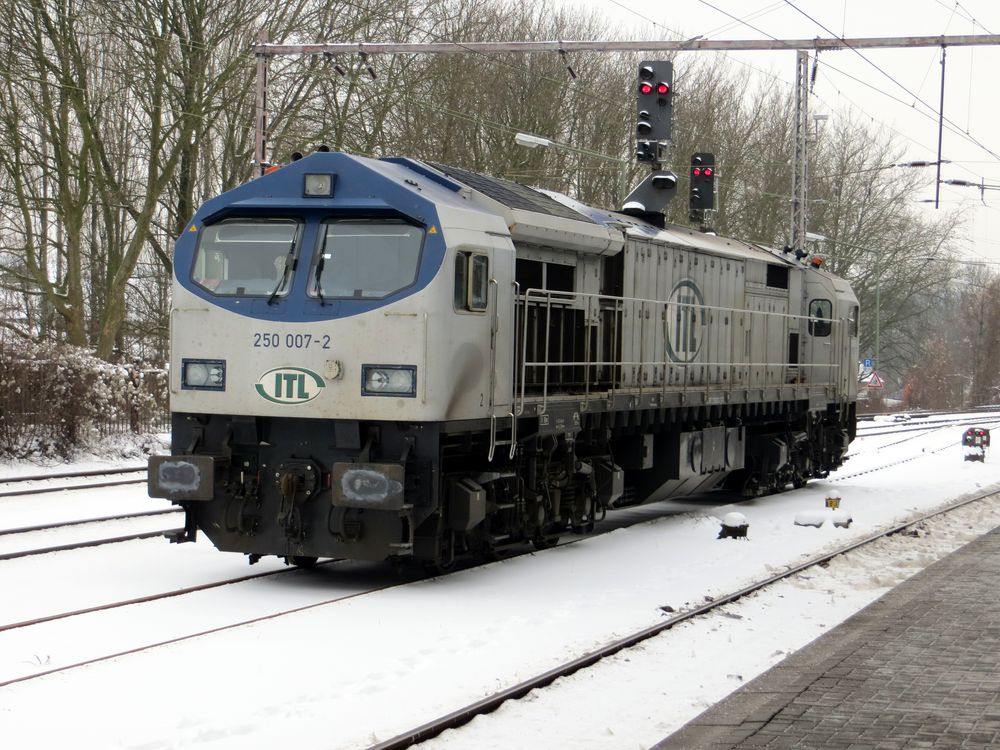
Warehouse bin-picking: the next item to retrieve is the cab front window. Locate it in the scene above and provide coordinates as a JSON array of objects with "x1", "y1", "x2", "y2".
[
  {"x1": 310, "y1": 219, "x2": 423, "y2": 300},
  {"x1": 192, "y1": 219, "x2": 299, "y2": 297}
]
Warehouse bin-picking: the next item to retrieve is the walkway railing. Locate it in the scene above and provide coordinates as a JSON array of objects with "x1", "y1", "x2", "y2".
[{"x1": 515, "y1": 288, "x2": 847, "y2": 416}]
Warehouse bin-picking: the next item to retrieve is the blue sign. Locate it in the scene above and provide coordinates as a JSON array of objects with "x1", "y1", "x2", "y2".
[{"x1": 863, "y1": 358, "x2": 872, "y2": 368}]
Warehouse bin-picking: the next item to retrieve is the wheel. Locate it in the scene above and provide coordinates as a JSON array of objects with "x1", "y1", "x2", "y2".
[
  {"x1": 423, "y1": 558, "x2": 455, "y2": 576},
  {"x1": 531, "y1": 533, "x2": 561, "y2": 550},
  {"x1": 741, "y1": 474, "x2": 761, "y2": 498},
  {"x1": 290, "y1": 555, "x2": 318, "y2": 568}
]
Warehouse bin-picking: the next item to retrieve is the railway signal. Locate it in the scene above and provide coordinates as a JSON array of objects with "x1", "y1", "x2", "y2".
[
  {"x1": 636, "y1": 60, "x2": 673, "y2": 164},
  {"x1": 689, "y1": 152, "x2": 715, "y2": 212}
]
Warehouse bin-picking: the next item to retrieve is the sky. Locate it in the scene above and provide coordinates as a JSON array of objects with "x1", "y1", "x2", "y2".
[
  {"x1": 563, "y1": 0, "x2": 1000, "y2": 264},
  {"x1": 4, "y1": 413, "x2": 1000, "y2": 748}
]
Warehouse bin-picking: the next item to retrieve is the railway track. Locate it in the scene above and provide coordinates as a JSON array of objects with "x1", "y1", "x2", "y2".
[
  {"x1": 0, "y1": 465, "x2": 173, "y2": 560},
  {"x1": 0, "y1": 418, "x2": 984, "y2": 697},
  {"x1": 0, "y1": 509, "x2": 178, "y2": 538},
  {"x1": 0, "y1": 558, "x2": 404, "y2": 689},
  {"x1": 840, "y1": 419, "x2": 1000, "y2": 482},
  {"x1": 0, "y1": 466, "x2": 147, "y2": 498},
  {"x1": 0, "y1": 522, "x2": 184, "y2": 562},
  {"x1": 0, "y1": 559, "x2": 338, "y2": 635},
  {"x1": 369, "y1": 486, "x2": 1000, "y2": 750},
  {"x1": 858, "y1": 418, "x2": 1000, "y2": 439}
]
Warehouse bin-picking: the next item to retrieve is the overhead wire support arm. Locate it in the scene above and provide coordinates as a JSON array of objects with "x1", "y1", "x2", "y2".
[
  {"x1": 253, "y1": 34, "x2": 1000, "y2": 56},
  {"x1": 248, "y1": 31, "x2": 1000, "y2": 181}
]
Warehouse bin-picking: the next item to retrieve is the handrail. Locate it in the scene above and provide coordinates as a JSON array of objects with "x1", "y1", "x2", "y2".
[{"x1": 515, "y1": 287, "x2": 846, "y2": 414}]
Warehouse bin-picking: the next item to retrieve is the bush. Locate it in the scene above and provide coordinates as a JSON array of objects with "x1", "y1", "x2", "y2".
[{"x1": 0, "y1": 341, "x2": 169, "y2": 460}]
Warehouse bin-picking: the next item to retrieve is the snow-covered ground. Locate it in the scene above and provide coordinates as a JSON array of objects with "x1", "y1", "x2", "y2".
[
  {"x1": 426, "y1": 498, "x2": 1000, "y2": 749},
  {"x1": 1, "y1": 415, "x2": 999, "y2": 750},
  {"x1": 0, "y1": 432, "x2": 167, "y2": 478}
]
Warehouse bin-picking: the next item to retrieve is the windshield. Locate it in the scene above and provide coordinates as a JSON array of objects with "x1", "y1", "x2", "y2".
[
  {"x1": 310, "y1": 220, "x2": 423, "y2": 300},
  {"x1": 192, "y1": 219, "x2": 299, "y2": 296}
]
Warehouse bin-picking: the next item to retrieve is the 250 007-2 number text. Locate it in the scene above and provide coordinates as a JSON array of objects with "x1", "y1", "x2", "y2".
[{"x1": 253, "y1": 333, "x2": 330, "y2": 349}]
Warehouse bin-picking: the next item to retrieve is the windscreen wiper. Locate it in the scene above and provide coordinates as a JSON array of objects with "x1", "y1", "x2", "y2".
[
  {"x1": 267, "y1": 238, "x2": 297, "y2": 306},
  {"x1": 314, "y1": 245, "x2": 328, "y2": 306}
]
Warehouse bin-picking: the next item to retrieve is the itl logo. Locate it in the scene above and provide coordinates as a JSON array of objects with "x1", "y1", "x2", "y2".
[
  {"x1": 666, "y1": 279, "x2": 707, "y2": 363},
  {"x1": 255, "y1": 367, "x2": 325, "y2": 404}
]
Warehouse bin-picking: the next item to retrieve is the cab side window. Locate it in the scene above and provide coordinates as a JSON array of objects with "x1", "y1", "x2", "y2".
[
  {"x1": 454, "y1": 252, "x2": 489, "y2": 312},
  {"x1": 808, "y1": 299, "x2": 833, "y2": 337},
  {"x1": 849, "y1": 305, "x2": 859, "y2": 337}
]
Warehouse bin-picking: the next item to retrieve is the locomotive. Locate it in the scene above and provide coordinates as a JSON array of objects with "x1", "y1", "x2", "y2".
[{"x1": 148, "y1": 151, "x2": 859, "y2": 568}]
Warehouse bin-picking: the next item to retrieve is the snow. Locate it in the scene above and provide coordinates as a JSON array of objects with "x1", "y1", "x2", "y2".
[
  {"x1": 793, "y1": 509, "x2": 828, "y2": 527},
  {"x1": 829, "y1": 509, "x2": 853, "y2": 527},
  {"x1": 427, "y1": 503, "x2": 1000, "y2": 750},
  {"x1": 1, "y1": 418, "x2": 1000, "y2": 749},
  {"x1": 0, "y1": 432, "x2": 167, "y2": 478},
  {"x1": 0, "y1": 484, "x2": 174, "y2": 533},
  {"x1": 720, "y1": 511, "x2": 748, "y2": 528}
]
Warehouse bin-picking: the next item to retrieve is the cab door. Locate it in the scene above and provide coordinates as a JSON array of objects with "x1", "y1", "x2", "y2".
[{"x1": 488, "y1": 233, "x2": 516, "y2": 415}]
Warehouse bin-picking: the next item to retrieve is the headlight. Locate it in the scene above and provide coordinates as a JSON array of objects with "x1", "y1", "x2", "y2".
[
  {"x1": 182, "y1": 359, "x2": 226, "y2": 390},
  {"x1": 361, "y1": 364, "x2": 416, "y2": 397}
]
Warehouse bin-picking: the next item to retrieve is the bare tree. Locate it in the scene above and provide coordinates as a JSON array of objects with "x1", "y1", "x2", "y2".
[{"x1": 0, "y1": 0, "x2": 969, "y2": 380}]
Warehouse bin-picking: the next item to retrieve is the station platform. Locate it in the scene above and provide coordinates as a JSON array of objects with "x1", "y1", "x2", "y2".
[{"x1": 653, "y1": 525, "x2": 1000, "y2": 749}]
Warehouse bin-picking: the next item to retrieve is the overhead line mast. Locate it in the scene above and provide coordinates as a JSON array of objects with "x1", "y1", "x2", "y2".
[{"x1": 790, "y1": 51, "x2": 809, "y2": 257}]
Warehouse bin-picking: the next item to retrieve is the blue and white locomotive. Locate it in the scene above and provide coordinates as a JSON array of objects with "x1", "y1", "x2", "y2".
[{"x1": 149, "y1": 152, "x2": 859, "y2": 568}]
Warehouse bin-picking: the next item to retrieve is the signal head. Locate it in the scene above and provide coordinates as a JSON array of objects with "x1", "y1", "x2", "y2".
[
  {"x1": 636, "y1": 141, "x2": 657, "y2": 162},
  {"x1": 637, "y1": 109, "x2": 652, "y2": 137},
  {"x1": 635, "y1": 60, "x2": 674, "y2": 159},
  {"x1": 689, "y1": 152, "x2": 716, "y2": 212}
]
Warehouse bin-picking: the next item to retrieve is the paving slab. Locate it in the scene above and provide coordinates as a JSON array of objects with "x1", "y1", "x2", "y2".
[{"x1": 653, "y1": 526, "x2": 1000, "y2": 749}]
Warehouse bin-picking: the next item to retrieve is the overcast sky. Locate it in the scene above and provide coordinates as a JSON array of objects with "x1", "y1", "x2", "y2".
[{"x1": 564, "y1": 0, "x2": 1000, "y2": 263}]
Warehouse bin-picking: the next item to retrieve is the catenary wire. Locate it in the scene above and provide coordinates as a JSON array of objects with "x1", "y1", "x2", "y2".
[{"x1": 779, "y1": 0, "x2": 1000, "y2": 162}]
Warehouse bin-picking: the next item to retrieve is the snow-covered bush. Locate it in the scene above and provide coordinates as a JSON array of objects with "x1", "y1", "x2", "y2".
[{"x1": 0, "y1": 341, "x2": 168, "y2": 460}]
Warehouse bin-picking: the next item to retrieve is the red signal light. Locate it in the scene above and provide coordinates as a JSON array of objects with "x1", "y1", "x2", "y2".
[
  {"x1": 640, "y1": 82, "x2": 654, "y2": 95},
  {"x1": 704, "y1": 167, "x2": 713, "y2": 177},
  {"x1": 657, "y1": 82, "x2": 670, "y2": 95},
  {"x1": 693, "y1": 168, "x2": 702, "y2": 176}
]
